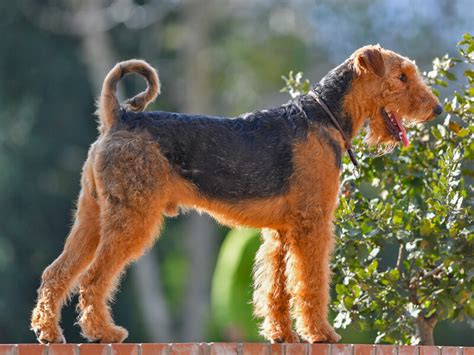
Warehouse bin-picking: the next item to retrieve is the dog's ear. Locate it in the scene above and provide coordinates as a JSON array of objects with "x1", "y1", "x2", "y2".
[{"x1": 354, "y1": 45, "x2": 385, "y2": 77}]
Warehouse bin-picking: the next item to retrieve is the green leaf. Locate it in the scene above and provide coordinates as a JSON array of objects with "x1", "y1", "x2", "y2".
[
  {"x1": 367, "y1": 260, "x2": 378, "y2": 275},
  {"x1": 388, "y1": 269, "x2": 400, "y2": 281},
  {"x1": 445, "y1": 71, "x2": 457, "y2": 81}
]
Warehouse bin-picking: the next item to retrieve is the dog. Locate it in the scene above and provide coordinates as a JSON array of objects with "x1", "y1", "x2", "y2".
[{"x1": 31, "y1": 44, "x2": 442, "y2": 344}]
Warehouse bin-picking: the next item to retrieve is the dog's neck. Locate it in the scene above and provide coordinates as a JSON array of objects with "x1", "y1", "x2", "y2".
[{"x1": 310, "y1": 59, "x2": 356, "y2": 139}]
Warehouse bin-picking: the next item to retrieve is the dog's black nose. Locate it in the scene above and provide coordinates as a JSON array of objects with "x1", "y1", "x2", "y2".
[{"x1": 434, "y1": 104, "x2": 443, "y2": 115}]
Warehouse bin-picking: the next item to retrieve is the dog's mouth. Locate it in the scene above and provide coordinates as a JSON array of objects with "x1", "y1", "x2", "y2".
[{"x1": 381, "y1": 108, "x2": 409, "y2": 147}]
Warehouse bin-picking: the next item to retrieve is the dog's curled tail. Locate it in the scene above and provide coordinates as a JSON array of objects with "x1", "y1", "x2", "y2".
[{"x1": 98, "y1": 59, "x2": 160, "y2": 132}]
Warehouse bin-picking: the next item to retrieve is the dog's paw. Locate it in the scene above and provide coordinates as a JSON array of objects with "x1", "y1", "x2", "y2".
[
  {"x1": 304, "y1": 325, "x2": 341, "y2": 343},
  {"x1": 32, "y1": 325, "x2": 66, "y2": 344},
  {"x1": 322, "y1": 327, "x2": 341, "y2": 343},
  {"x1": 31, "y1": 307, "x2": 66, "y2": 344},
  {"x1": 271, "y1": 331, "x2": 301, "y2": 343},
  {"x1": 82, "y1": 325, "x2": 128, "y2": 344},
  {"x1": 100, "y1": 325, "x2": 128, "y2": 343}
]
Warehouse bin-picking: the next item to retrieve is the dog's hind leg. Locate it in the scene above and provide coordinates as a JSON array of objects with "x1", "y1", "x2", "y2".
[
  {"x1": 77, "y1": 199, "x2": 163, "y2": 343},
  {"x1": 31, "y1": 183, "x2": 101, "y2": 344},
  {"x1": 253, "y1": 229, "x2": 298, "y2": 343}
]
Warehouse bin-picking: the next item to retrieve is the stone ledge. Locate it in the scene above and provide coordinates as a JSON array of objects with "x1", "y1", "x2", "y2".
[{"x1": 0, "y1": 344, "x2": 472, "y2": 355}]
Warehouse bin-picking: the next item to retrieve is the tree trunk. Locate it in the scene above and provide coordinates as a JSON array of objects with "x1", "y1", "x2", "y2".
[
  {"x1": 179, "y1": 0, "x2": 219, "y2": 341},
  {"x1": 415, "y1": 315, "x2": 437, "y2": 345},
  {"x1": 132, "y1": 253, "x2": 172, "y2": 341},
  {"x1": 181, "y1": 213, "x2": 219, "y2": 341}
]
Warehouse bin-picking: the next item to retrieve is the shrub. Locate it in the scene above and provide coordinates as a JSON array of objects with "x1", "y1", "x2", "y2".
[{"x1": 282, "y1": 34, "x2": 473, "y2": 345}]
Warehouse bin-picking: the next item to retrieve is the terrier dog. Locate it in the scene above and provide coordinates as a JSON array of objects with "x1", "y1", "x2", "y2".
[{"x1": 31, "y1": 45, "x2": 441, "y2": 344}]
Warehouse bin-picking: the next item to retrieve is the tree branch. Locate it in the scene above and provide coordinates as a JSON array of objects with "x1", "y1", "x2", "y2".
[
  {"x1": 422, "y1": 263, "x2": 444, "y2": 280},
  {"x1": 396, "y1": 243, "x2": 405, "y2": 271},
  {"x1": 416, "y1": 313, "x2": 437, "y2": 345}
]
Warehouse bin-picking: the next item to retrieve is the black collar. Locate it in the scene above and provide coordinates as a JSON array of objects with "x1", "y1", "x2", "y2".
[{"x1": 307, "y1": 91, "x2": 358, "y2": 168}]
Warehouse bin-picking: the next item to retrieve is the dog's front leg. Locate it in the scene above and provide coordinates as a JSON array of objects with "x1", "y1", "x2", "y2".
[{"x1": 286, "y1": 220, "x2": 341, "y2": 343}]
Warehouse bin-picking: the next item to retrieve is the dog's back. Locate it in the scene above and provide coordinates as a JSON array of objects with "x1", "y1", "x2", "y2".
[{"x1": 115, "y1": 105, "x2": 310, "y2": 200}]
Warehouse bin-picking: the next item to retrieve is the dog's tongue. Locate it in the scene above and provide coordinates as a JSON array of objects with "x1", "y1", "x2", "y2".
[{"x1": 392, "y1": 112, "x2": 409, "y2": 147}]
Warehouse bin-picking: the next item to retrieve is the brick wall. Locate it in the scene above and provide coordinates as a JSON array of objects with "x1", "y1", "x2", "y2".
[{"x1": 0, "y1": 344, "x2": 472, "y2": 355}]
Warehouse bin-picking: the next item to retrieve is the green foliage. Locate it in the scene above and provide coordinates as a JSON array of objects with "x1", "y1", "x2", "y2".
[
  {"x1": 211, "y1": 228, "x2": 262, "y2": 340},
  {"x1": 281, "y1": 34, "x2": 473, "y2": 344},
  {"x1": 335, "y1": 34, "x2": 474, "y2": 345},
  {"x1": 280, "y1": 71, "x2": 311, "y2": 99}
]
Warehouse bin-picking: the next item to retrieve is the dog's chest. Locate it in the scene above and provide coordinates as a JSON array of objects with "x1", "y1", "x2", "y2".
[{"x1": 120, "y1": 109, "x2": 303, "y2": 201}]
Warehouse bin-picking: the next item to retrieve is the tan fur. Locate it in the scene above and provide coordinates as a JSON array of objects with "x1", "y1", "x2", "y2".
[
  {"x1": 98, "y1": 59, "x2": 160, "y2": 133},
  {"x1": 31, "y1": 48, "x2": 440, "y2": 344},
  {"x1": 346, "y1": 45, "x2": 439, "y2": 146}
]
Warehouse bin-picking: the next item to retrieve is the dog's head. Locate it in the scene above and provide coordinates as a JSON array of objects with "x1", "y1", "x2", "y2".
[{"x1": 349, "y1": 45, "x2": 442, "y2": 148}]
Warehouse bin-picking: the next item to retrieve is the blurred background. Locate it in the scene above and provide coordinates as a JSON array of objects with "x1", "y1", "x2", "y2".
[{"x1": 0, "y1": 0, "x2": 472, "y2": 345}]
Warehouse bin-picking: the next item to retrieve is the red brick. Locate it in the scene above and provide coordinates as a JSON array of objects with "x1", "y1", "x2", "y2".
[
  {"x1": 419, "y1": 347, "x2": 440, "y2": 355},
  {"x1": 0, "y1": 345, "x2": 16, "y2": 355},
  {"x1": 286, "y1": 343, "x2": 307, "y2": 355},
  {"x1": 78, "y1": 344, "x2": 110, "y2": 355},
  {"x1": 242, "y1": 343, "x2": 270, "y2": 355},
  {"x1": 332, "y1": 344, "x2": 354, "y2": 355},
  {"x1": 440, "y1": 348, "x2": 462, "y2": 355},
  {"x1": 17, "y1": 345, "x2": 46, "y2": 355},
  {"x1": 270, "y1": 344, "x2": 284, "y2": 355},
  {"x1": 209, "y1": 343, "x2": 238, "y2": 355},
  {"x1": 375, "y1": 345, "x2": 397, "y2": 355},
  {"x1": 49, "y1": 344, "x2": 77, "y2": 355},
  {"x1": 201, "y1": 343, "x2": 211, "y2": 355},
  {"x1": 354, "y1": 345, "x2": 375, "y2": 355},
  {"x1": 140, "y1": 344, "x2": 171, "y2": 355},
  {"x1": 111, "y1": 344, "x2": 138, "y2": 355},
  {"x1": 399, "y1": 346, "x2": 419, "y2": 355},
  {"x1": 170, "y1": 343, "x2": 202, "y2": 355},
  {"x1": 1, "y1": 343, "x2": 469, "y2": 355},
  {"x1": 309, "y1": 343, "x2": 330, "y2": 355}
]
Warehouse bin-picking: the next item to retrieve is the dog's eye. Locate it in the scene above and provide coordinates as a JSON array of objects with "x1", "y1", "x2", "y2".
[{"x1": 399, "y1": 73, "x2": 407, "y2": 82}]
